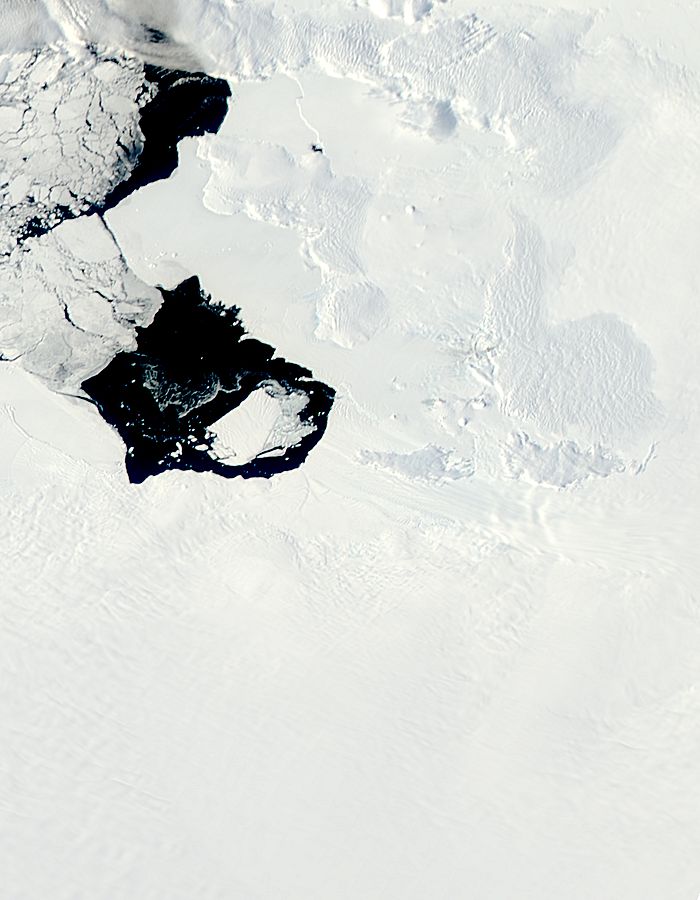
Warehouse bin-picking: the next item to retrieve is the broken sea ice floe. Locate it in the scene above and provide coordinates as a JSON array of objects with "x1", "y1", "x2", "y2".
[{"x1": 82, "y1": 276, "x2": 335, "y2": 483}]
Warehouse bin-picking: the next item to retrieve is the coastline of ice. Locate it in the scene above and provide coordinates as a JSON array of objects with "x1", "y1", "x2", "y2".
[{"x1": 1, "y1": 2, "x2": 700, "y2": 898}]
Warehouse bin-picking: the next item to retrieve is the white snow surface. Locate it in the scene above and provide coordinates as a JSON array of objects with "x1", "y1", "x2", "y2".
[{"x1": 2, "y1": 2, "x2": 700, "y2": 899}]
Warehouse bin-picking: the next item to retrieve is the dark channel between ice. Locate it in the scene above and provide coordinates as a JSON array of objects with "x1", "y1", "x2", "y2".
[
  {"x1": 82, "y1": 277, "x2": 336, "y2": 483},
  {"x1": 100, "y1": 65, "x2": 231, "y2": 209}
]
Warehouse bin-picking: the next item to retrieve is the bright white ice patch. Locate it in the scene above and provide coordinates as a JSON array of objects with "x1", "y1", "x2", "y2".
[
  {"x1": 2, "y1": 2, "x2": 700, "y2": 900},
  {"x1": 209, "y1": 381, "x2": 313, "y2": 464}
]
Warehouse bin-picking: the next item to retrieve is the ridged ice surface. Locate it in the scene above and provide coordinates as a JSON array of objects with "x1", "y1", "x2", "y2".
[{"x1": 1, "y1": 1, "x2": 700, "y2": 899}]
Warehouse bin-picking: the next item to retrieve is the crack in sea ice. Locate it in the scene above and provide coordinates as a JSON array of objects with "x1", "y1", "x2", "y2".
[{"x1": 0, "y1": 43, "x2": 336, "y2": 480}]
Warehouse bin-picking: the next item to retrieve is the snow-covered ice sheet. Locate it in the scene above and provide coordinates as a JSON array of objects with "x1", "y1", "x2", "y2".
[{"x1": 1, "y1": 1, "x2": 700, "y2": 898}]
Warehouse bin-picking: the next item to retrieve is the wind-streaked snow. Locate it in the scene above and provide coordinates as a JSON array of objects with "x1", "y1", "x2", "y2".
[{"x1": 2, "y1": 1, "x2": 700, "y2": 899}]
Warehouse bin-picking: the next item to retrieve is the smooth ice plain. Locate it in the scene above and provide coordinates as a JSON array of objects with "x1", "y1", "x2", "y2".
[{"x1": 1, "y1": 1, "x2": 700, "y2": 898}]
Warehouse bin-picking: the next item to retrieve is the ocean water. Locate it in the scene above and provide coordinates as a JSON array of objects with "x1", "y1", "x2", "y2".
[{"x1": 1, "y1": 2, "x2": 699, "y2": 898}]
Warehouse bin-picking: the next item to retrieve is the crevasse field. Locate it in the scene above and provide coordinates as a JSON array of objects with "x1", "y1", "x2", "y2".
[{"x1": 1, "y1": 1, "x2": 699, "y2": 898}]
